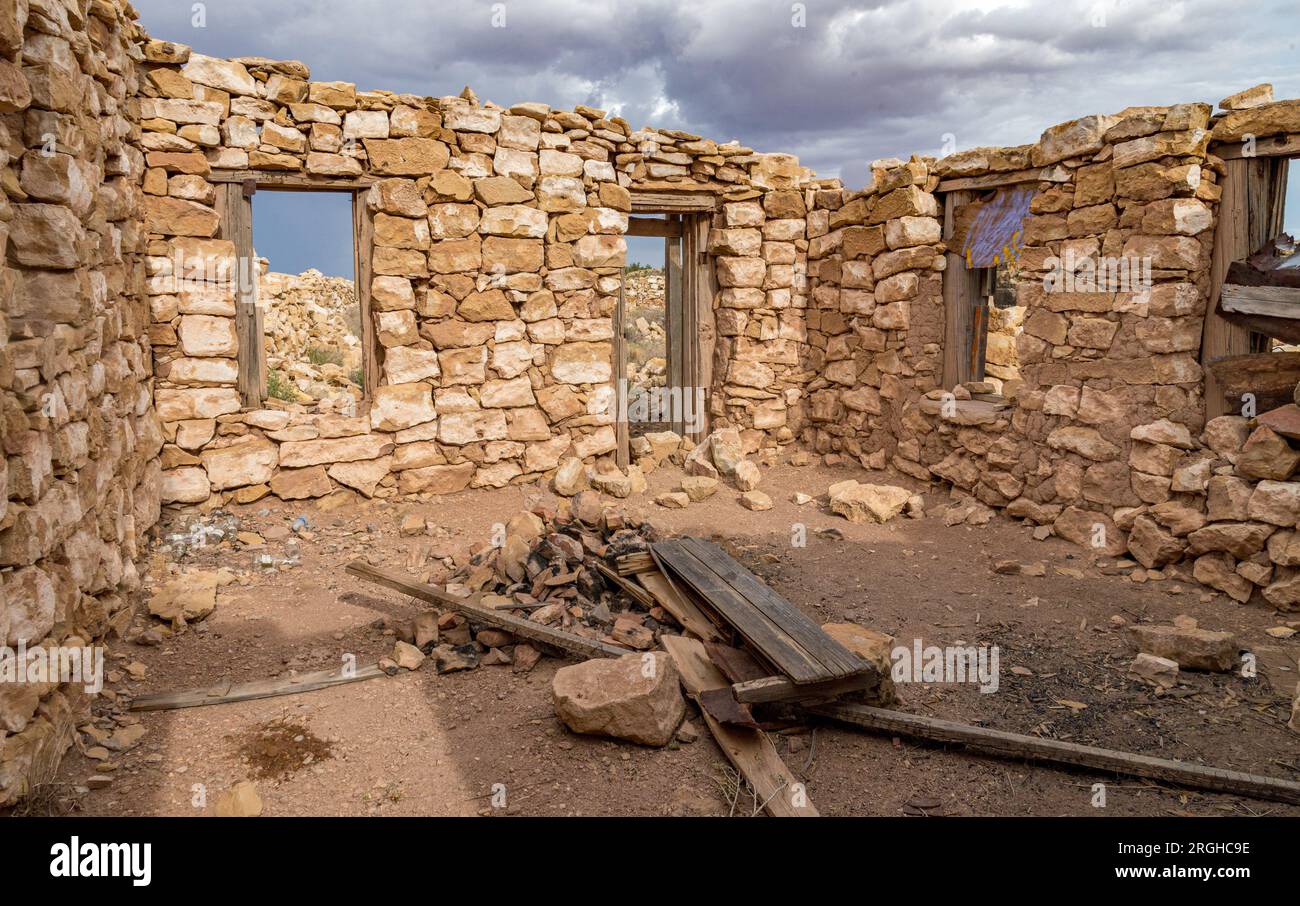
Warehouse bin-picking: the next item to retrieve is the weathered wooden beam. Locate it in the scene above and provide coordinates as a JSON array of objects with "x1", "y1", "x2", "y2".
[
  {"x1": 627, "y1": 216, "x2": 683, "y2": 237},
  {"x1": 1220, "y1": 283, "x2": 1300, "y2": 319},
  {"x1": 209, "y1": 169, "x2": 375, "y2": 189},
  {"x1": 935, "y1": 165, "x2": 1069, "y2": 193},
  {"x1": 733, "y1": 673, "x2": 873, "y2": 705},
  {"x1": 1210, "y1": 133, "x2": 1300, "y2": 161},
  {"x1": 131, "y1": 663, "x2": 387, "y2": 712},
  {"x1": 662, "y1": 635, "x2": 818, "y2": 817},
  {"x1": 810, "y1": 702, "x2": 1300, "y2": 806},
  {"x1": 345, "y1": 561, "x2": 630, "y2": 660},
  {"x1": 629, "y1": 190, "x2": 717, "y2": 213}
]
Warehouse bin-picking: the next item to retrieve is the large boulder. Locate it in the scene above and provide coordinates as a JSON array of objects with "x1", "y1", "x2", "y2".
[{"x1": 552, "y1": 652, "x2": 684, "y2": 747}]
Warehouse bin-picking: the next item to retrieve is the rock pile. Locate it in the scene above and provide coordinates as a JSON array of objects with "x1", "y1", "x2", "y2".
[
  {"x1": 260, "y1": 266, "x2": 363, "y2": 409},
  {"x1": 396, "y1": 499, "x2": 678, "y2": 667}
]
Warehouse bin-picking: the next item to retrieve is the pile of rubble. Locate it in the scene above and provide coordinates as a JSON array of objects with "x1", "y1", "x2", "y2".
[
  {"x1": 260, "y1": 266, "x2": 363, "y2": 408},
  {"x1": 382, "y1": 495, "x2": 670, "y2": 675}
]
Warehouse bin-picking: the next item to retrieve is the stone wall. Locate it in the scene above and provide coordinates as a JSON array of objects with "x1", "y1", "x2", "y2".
[
  {"x1": 0, "y1": 0, "x2": 160, "y2": 804},
  {"x1": 804, "y1": 92, "x2": 1300, "y2": 609},
  {"x1": 137, "y1": 40, "x2": 817, "y2": 507}
]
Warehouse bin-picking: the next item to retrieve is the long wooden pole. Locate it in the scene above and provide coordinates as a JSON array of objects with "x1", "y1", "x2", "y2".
[{"x1": 810, "y1": 702, "x2": 1300, "y2": 807}]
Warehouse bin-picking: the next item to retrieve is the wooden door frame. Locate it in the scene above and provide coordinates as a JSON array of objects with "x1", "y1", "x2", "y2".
[
  {"x1": 214, "y1": 171, "x2": 376, "y2": 411},
  {"x1": 615, "y1": 208, "x2": 714, "y2": 466},
  {"x1": 940, "y1": 189, "x2": 984, "y2": 389}
]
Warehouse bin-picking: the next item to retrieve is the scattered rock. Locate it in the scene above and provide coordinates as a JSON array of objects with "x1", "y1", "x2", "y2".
[
  {"x1": 739, "y1": 490, "x2": 773, "y2": 511},
  {"x1": 215, "y1": 781, "x2": 263, "y2": 817},
  {"x1": 1128, "y1": 652, "x2": 1179, "y2": 689},
  {"x1": 392, "y1": 640, "x2": 426, "y2": 671},
  {"x1": 1131, "y1": 617, "x2": 1238, "y2": 672},
  {"x1": 432, "y1": 643, "x2": 480, "y2": 673},
  {"x1": 656, "y1": 491, "x2": 691, "y2": 508},
  {"x1": 820, "y1": 622, "x2": 897, "y2": 705},
  {"x1": 680, "y1": 476, "x2": 719, "y2": 502}
]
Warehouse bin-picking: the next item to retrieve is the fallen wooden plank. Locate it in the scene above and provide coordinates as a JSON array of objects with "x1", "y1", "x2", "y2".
[
  {"x1": 661, "y1": 635, "x2": 817, "y2": 817},
  {"x1": 810, "y1": 702, "x2": 1300, "y2": 807},
  {"x1": 637, "y1": 569, "x2": 726, "y2": 643},
  {"x1": 131, "y1": 663, "x2": 387, "y2": 712},
  {"x1": 346, "y1": 561, "x2": 629, "y2": 661},
  {"x1": 615, "y1": 551, "x2": 656, "y2": 575},
  {"x1": 593, "y1": 562, "x2": 657, "y2": 610},
  {"x1": 654, "y1": 538, "x2": 869, "y2": 683}
]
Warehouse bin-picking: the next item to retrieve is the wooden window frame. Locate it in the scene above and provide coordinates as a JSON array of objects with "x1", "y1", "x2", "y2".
[
  {"x1": 213, "y1": 172, "x2": 377, "y2": 412},
  {"x1": 1202, "y1": 144, "x2": 1295, "y2": 418}
]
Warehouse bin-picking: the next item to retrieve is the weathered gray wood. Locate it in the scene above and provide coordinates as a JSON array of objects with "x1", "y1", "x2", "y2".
[
  {"x1": 666, "y1": 230, "x2": 685, "y2": 435},
  {"x1": 209, "y1": 169, "x2": 375, "y2": 189},
  {"x1": 935, "y1": 166, "x2": 1069, "y2": 193},
  {"x1": 1211, "y1": 132, "x2": 1300, "y2": 160},
  {"x1": 810, "y1": 702, "x2": 1300, "y2": 806},
  {"x1": 614, "y1": 269, "x2": 629, "y2": 468},
  {"x1": 353, "y1": 192, "x2": 378, "y2": 404},
  {"x1": 627, "y1": 216, "x2": 683, "y2": 237},
  {"x1": 1220, "y1": 283, "x2": 1300, "y2": 319},
  {"x1": 346, "y1": 561, "x2": 630, "y2": 660},
  {"x1": 630, "y1": 191, "x2": 717, "y2": 213},
  {"x1": 941, "y1": 190, "x2": 981, "y2": 388},
  {"x1": 662, "y1": 635, "x2": 818, "y2": 817},
  {"x1": 131, "y1": 663, "x2": 387, "y2": 712},
  {"x1": 733, "y1": 673, "x2": 873, "y2": 704},
  {"x1": 218, "y1": 182, "x2": 262, "y2": 409}
]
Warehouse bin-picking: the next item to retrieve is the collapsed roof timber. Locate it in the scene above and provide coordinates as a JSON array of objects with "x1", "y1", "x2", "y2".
[{"x1": 0, "y1": 1, "x2": 1298, "y2": 813}]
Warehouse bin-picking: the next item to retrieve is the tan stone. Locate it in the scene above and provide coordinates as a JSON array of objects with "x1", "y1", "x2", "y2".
[{"x1": 552, "y1": 653, "x2": 684, "y2": 747}]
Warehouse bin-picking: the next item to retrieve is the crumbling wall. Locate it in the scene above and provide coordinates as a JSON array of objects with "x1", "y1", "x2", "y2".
[
  {"x1": 0, "y1": 0, "x2": 160, "y2": 804},
  {"x1": 809, "y1": 93, "x2": 1300, "y2": 609},
  {"x1": 138, "y1": 40, "x2": 817, "y2": 507}
]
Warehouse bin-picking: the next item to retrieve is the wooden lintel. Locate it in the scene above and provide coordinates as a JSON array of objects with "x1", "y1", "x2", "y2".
[
  {"x1": 1220, "y1": 283, "x2": 1300, "y2": 319},
  {"x1": 629, "y1": 190, "x2": 717, "y2": 213},
  {"x1": 209, "y1": 169, "x2": 375, "y2": 190},
  {"x1": 1210, "y1": 133, "x2": 1300, "y2": 161},
  {"x1": 935, "y1": 166, "x2": 1069, "y2": 193}
]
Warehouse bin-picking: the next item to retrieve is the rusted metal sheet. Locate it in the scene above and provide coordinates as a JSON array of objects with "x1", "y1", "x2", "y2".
[{"x1": 699, "y1": 687, "x2": 761, "y2": 728}]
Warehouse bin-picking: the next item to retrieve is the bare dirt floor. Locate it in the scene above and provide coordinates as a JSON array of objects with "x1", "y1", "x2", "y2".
[{"x1": 39, "y1": 459, "x2": 1300, "y2": 818}]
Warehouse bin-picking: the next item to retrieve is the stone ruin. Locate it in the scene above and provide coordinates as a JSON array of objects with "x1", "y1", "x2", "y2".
[{"x1": 2, "y1": 0, "x2": 1300, "y2": 803}]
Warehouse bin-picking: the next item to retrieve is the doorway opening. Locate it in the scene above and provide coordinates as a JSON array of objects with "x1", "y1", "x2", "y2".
[
  {"x1": 614, "y1": 204, "x2": 713, "y2": 465},
  {"x1": 253, "y1": 190, "x2": 362, "y2": 414}
]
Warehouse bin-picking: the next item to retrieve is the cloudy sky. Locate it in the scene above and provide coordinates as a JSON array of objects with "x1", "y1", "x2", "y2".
[{"x1": 135, "y1": 0, "x2": 1300, "y2": 275}]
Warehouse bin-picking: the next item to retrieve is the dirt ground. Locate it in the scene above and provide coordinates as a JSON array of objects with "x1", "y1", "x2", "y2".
[{"x1": 40, "y1": 458, "x2": 1300, "y2": 818}]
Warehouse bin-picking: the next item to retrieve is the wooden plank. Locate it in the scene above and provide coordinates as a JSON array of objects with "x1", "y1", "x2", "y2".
[
  {"x1": 679, "y1": 538, "x2": 868, "y2": 679},
  {"x1": 666, "y1": 231, "x2": 685, "y2": 435},
  {"x1": 614, "y1": 269, "x2": 629, "y2": 468},
  {"x1": 1211, "y1": 133, "x2": 1300, "y2": 161},
  {"x1": 345, "y1": 561, "x2": 630, "y2": 660},
  {"x1": 593, "y1": 562, "x2": 657, "y2": 610},
  {"x1": 1203, "y1": 158, "x2": 1260, "y2": 417},
  {"x1": 1207, "y1": 351, "x2": 1300, "y2": 413},
  {"x1": 810, "y1": 702, "x2": 1300, "y2": 807},
  {"x1": 637, "y1": 569, "x2": 726, "y2": 643},
  {"x1": 627, "y1": 216, "x2": 682, "y2": 238},
  {"x1": 655, "y1": 539, "x2": 824, "y2": 683},
  {"x1": 734, "y1": 673, "x2": 874, "y2": 705},
  {"x1": 691, "y1": 213, "x2": 715, "y2": 442},
  {"x1": 935, "y1": 166, "x2": 1069, "y2": 193},
  {"x1": 941, "y1": 190, "x2": 981, "y2": 388},
  {"x1": 661, "y1": 635, "x2": 817, "y2": 817},
  {"x1": 1220, "y1": 283, "x2": 1300, "y2": 319},
  {"x1": 615, "y1": 551, "x2": 656, "y2": 575},
  {"x1": 353, "y1": 192, "x2": 378, "y2": 404},
  {"x1": 630, "y1": 191, "x2": 717, "y2": 213},
  {"x1": 131, "y1": 663, "x2": 387, "y2": 712},
  {"x1": 209, "y1": 169, "x2": 375, "y2": 189},
  {"x1": 219, "y1": 182, "x2": 262, "y2": 409}
]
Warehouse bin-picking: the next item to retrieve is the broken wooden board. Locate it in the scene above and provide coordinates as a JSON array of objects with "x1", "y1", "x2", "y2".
[
  {"x1": 653, "y1": 537, "x2": 872, "y2": 685},
  {"x1": 810, "y1": 702, "x2": 1300, "y2": 807},
  {"x1": 1220, "y1": 283, "x2": 1300, "y2": 321},
  {"x1": 593, "y1": 562, "x2": 657, "y2": 610},
  {"x1": 614, "y1": 551, "x2": 656, "y2": 575},
  {"x1": 734, "y1": 674, "x2": 875, "y2": 705},
  {"x1": 346, "y1": 561, "x2": 629, "y2": 661},
  {"x1": 131, "y1": 663, "x2": 387, "y2": 712},
  {"x1": 662, "y1": 635, "x2": 817, "y2": 817},
  {"x1": 637, "y1": 568, "x2": 726, "y2": 643}
]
